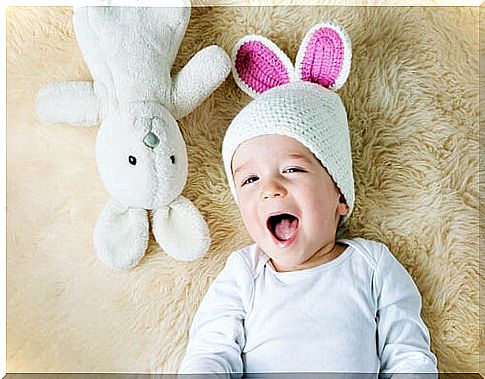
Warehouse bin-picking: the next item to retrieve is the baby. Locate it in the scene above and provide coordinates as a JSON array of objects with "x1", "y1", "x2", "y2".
[{"x1": 179, "y1": 22, "x2": 438, "y2": 376}]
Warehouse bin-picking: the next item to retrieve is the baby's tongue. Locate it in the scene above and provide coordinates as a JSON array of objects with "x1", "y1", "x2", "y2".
[{"x1": 274, "y1": 217, "x2": 298, "y2": 241}]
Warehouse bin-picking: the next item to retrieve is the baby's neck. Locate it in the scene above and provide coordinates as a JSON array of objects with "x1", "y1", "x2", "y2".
[{"x1": 270, "y1": 242, "x2": 348, "y2": 273}]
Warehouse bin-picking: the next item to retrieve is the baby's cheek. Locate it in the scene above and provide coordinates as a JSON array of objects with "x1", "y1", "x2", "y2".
[
  {"x1": 240, "y1": 207, "x2": 260, "y2": 238},
  {"x1": 240, "y1": 207, "x2": 255, "y2": 228}
]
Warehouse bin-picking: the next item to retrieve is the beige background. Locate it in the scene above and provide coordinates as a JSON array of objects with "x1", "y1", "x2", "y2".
[{"x1": 7, "y1": 4, "x2": 479, "y2": 373}]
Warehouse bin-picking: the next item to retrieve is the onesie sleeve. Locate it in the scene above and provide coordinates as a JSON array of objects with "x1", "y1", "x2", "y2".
[
  {"x1": 178, "y1": 251, "x2": 253, "y2": 376},
  {"x1": 374, "y1": 243, "x2": 438, "y2": 377}
]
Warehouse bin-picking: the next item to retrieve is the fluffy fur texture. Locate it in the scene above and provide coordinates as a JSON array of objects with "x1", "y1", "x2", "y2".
[{"x1": 6, "y1": 5, "x2": 479, "y2": 373}]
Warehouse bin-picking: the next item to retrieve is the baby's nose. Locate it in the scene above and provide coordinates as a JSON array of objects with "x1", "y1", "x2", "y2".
[{"x1": 262, "y1": 181, "x2": 287, "y2": 199}]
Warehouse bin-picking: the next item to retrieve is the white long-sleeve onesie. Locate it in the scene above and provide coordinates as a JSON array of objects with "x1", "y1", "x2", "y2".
[{"x1": 179, "y1": 238, "x2": 437, "y2": 376}]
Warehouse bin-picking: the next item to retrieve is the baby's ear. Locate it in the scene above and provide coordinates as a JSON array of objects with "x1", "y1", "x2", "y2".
[
  {"x1": 338, "y1": 194, "x2": 349, "y2": 216},
  {"x1": 232, "y1": 35, "x2": 297, "y2": 98},
  {"x1": 295, "y1": 21, "x2": 352, "y2": 91}
]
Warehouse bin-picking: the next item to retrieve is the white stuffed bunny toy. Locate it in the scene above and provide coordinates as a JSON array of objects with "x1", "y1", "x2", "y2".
[{"x1": 35, "y1": 4, "x2": 231, "y2": 270}]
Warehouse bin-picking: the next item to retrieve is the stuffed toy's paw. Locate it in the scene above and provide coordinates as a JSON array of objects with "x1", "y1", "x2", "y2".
[{"x1": 152, "y1": 195, "x2": 210, "y2": 261}]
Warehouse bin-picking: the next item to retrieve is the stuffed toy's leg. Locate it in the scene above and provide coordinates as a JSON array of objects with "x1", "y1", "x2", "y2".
[
  {"x1": 93, "y1": 199, "x2": 149, "y2": 270},
  {"x1": 152, "y1": 195, "x2": 210, "y2": 261}
]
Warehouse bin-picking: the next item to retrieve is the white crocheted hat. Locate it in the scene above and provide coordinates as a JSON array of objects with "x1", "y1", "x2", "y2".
[{"x1": 222, "y1": 21, "x2": 355, "y2": 221}]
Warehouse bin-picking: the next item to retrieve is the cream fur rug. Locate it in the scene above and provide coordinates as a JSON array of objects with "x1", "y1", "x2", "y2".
[{"x1": 6, "y1": 5, "x2": 479, "y2": 373}]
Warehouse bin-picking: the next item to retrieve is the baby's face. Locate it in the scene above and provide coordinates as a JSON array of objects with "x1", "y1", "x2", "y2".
[{"x1": 232, "y1": 134, "x2": 348, "y2": 272}]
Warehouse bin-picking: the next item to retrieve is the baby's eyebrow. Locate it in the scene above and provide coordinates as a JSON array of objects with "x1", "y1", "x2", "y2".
[
  {"x1": 233, "y1": 161, "x2": 251, "y2": 176},
  {"x1": 283, "y1": 153, "x2": 315, "y2": 165}
]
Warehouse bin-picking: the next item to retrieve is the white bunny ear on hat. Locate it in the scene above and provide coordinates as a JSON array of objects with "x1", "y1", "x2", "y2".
[
  {"x1": 295, "y1": 21, "x2": 352, "y2": 91},
  {"x1": 231, "y1": 35, "x2": 298, "y2": 98},
  {"x1": 231, "y1": 21, "x2": 351, "y2": 98}
]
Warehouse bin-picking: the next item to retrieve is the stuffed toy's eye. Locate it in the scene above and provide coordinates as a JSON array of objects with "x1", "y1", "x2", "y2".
[
  {"x1": 170, "y1": 155, "x2": 175, "y2": 164},
  {"x1": 129, "y1": 155, "x2": 137, "y2": 165}
]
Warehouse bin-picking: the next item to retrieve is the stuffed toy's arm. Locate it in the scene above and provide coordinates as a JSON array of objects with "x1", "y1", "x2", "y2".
[
  {"x1": 35, "y1": 81, "x2": 100, "y2": 126},
  {"x1": 171, "y1": 45, "x2": 231, "y2": 120}
]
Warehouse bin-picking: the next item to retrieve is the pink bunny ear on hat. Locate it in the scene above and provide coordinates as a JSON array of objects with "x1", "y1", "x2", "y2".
[
  {"x1": 232, "y1": 35, "x2": 297, "y2": 98},
  {"x1": 295, "y1": 21, "x2": 352, "y2": 91}
]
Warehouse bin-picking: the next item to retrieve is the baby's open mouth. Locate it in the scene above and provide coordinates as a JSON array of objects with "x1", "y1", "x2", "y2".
[{"x1": 267, "y1": 213, "x2": 299, "y2": 242}]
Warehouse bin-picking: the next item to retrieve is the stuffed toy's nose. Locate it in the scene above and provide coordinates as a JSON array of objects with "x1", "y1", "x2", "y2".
[{"x1": 143, "y1": 131, "x2": 160, "y2": 149}]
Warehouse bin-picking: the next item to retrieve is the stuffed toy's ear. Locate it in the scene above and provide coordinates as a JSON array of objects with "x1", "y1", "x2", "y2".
[
  {"x1": 152, "y1": 195, "x2": 210, "y2": 261},
  {"x1": 295, "y1": 21, "x2": 352, "y2": 91},
  {"x1": 35, "y1": 81, "x2": 101, "y2": 126},
  {"x1": 93, "y1": 199, "x2": 149, "y2": 270},
  {"x1": 232, "y1": 35, "x2": 297, "y2": 98}
]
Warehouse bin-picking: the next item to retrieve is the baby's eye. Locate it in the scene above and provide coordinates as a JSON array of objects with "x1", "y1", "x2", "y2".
[
  {"x1": 284, "y1": 167, "x2": 304, "y2": 173},
  {"x1": 242, "y1": 176, "x2": 259, "y2": 186}
]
